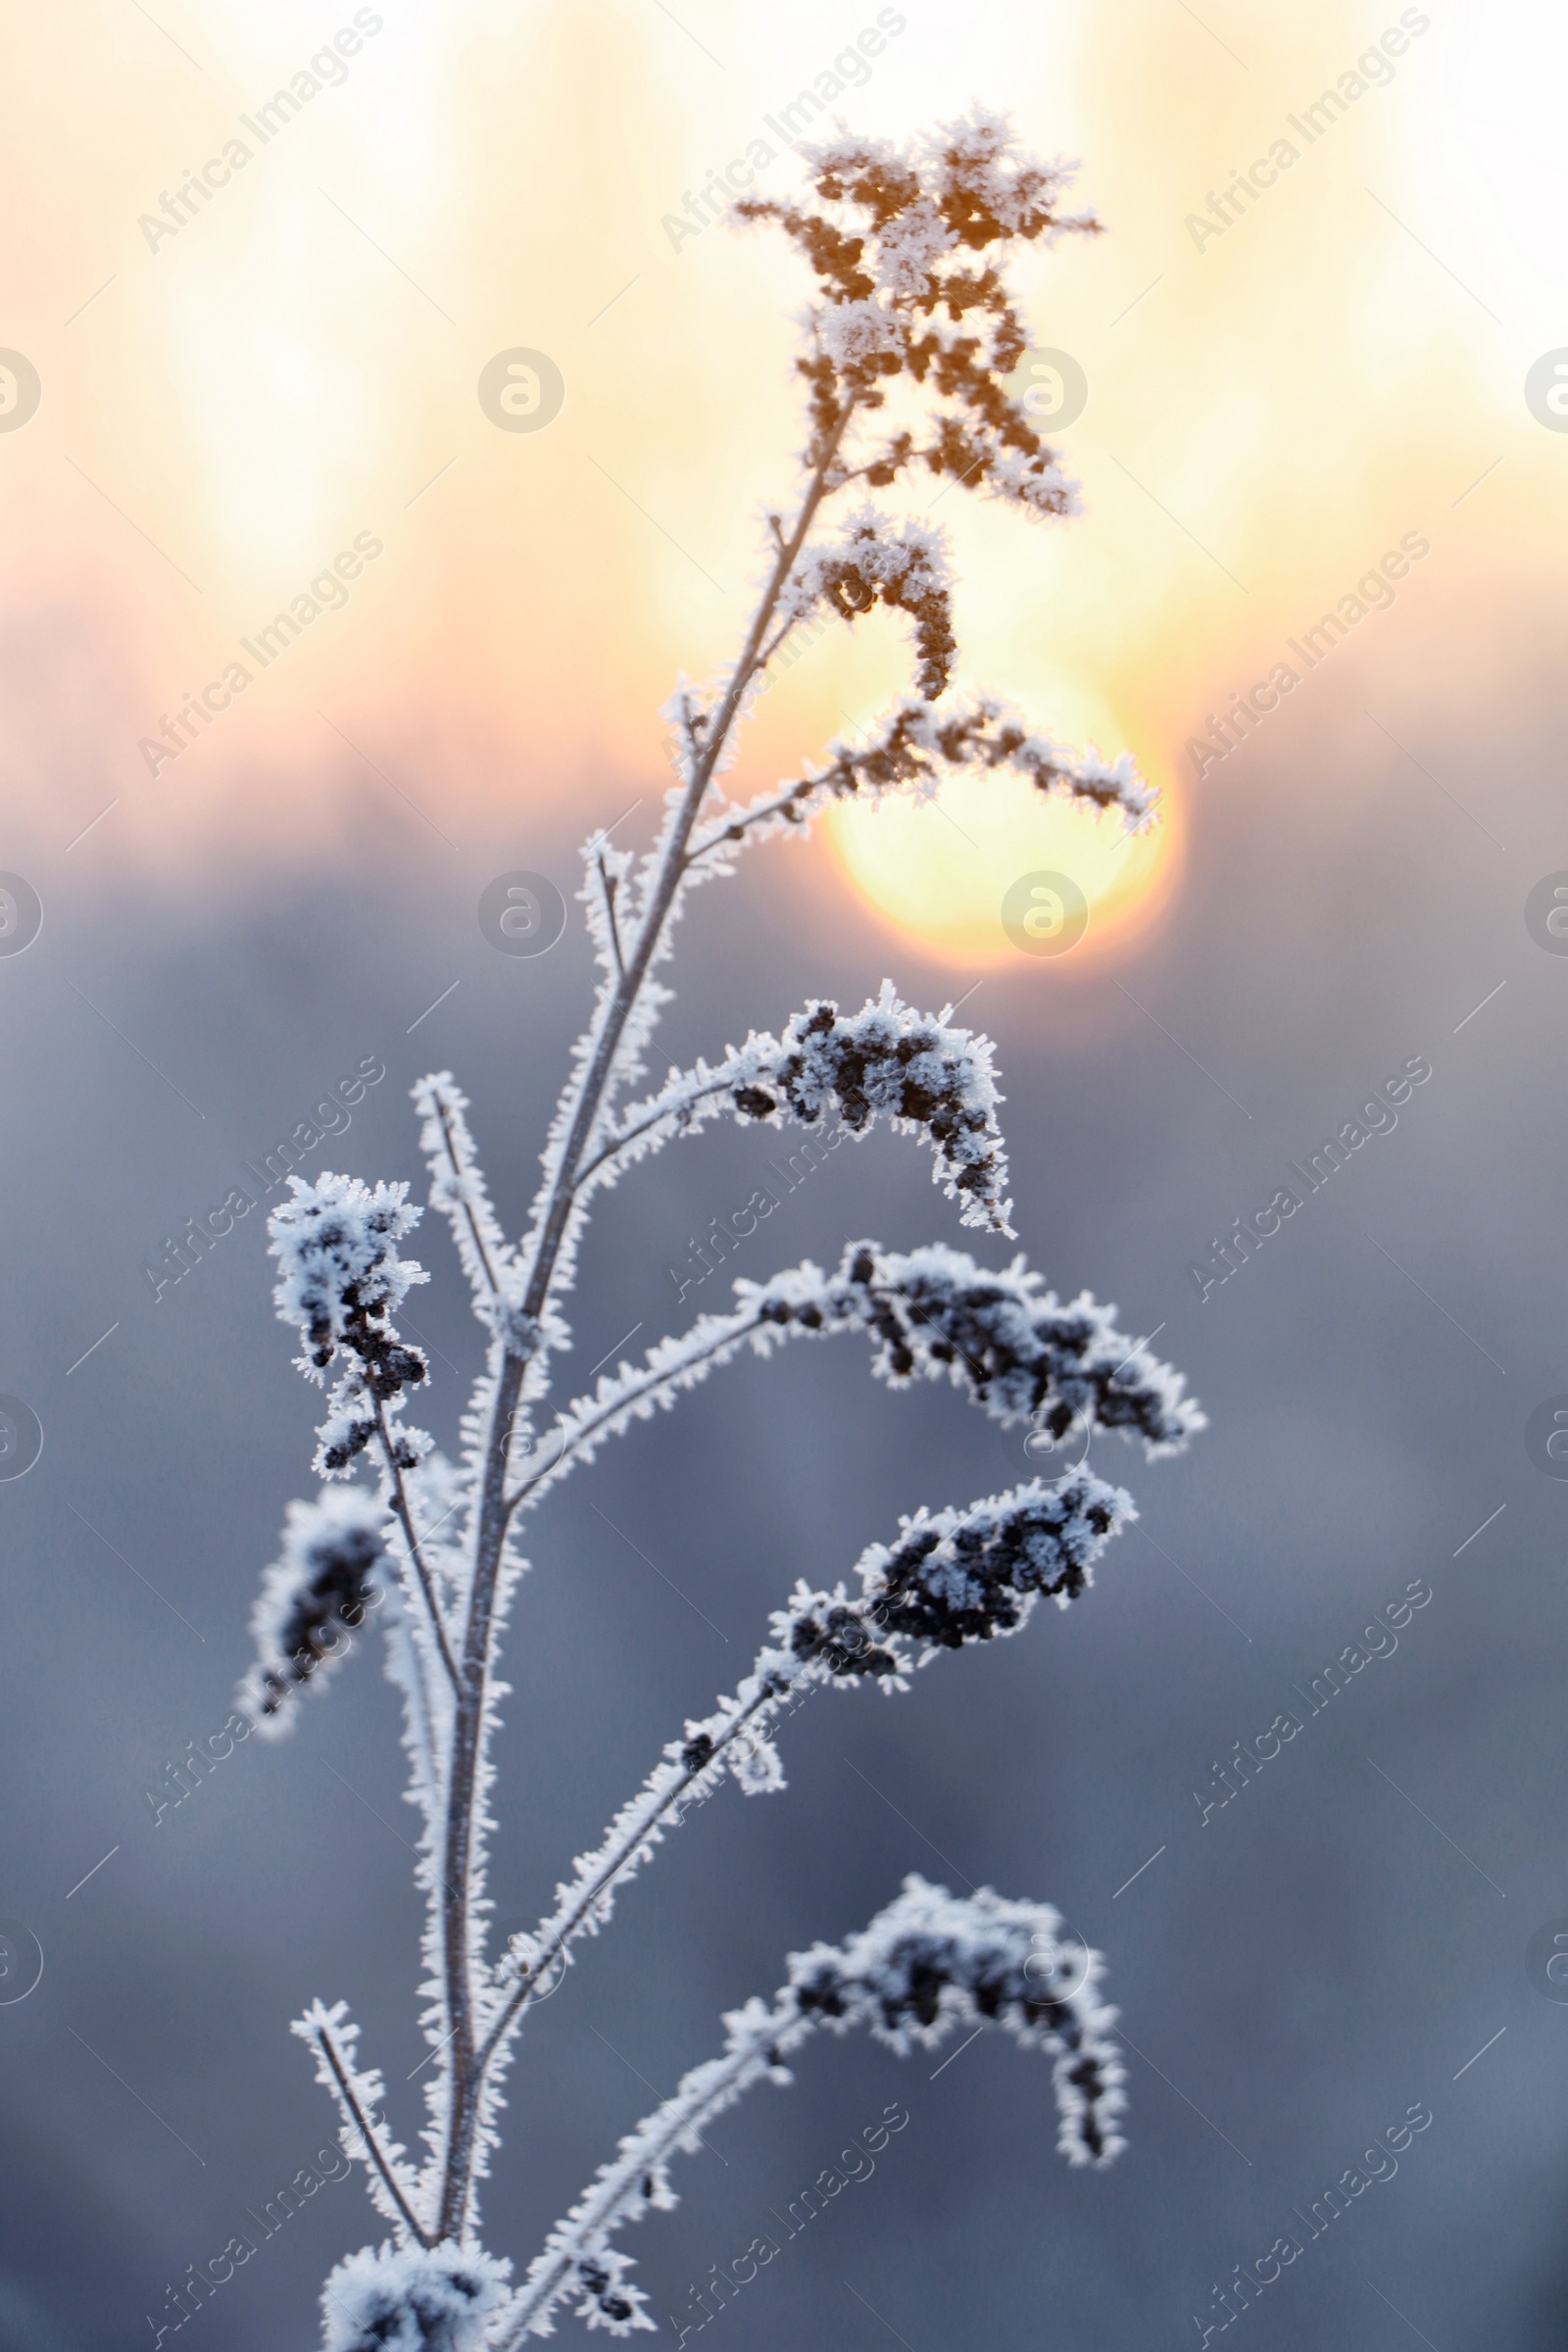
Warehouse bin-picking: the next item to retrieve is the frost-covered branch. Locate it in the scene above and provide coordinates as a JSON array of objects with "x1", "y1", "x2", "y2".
[
  {"x1": 573, "y1": 981, "x2": 1012, "y2": 1232},
  {"x1": 374, "y1": 1404, "x2": 461, "y2": 1697},
  {"x1": 504, "y1": 409, "x2": 861, "y2": 1361},
  {"x1": 295, "y1": 2000, "x2": 432, "y2": 2247},
  {"x1": 687, "y1": 692, "x2": 1156, "y2": 869},
  {"x1": 431, "y1": 384, "x2": 868, "y2": 2240},
  {"x1": 501, "y1": 1876, "x2": 1124, "y2": 2340},
  {"x1": 479, "y1": 1470, "x2": 1130, "y2": 2083},
  {"x1": 504, "y1": 1304, "x2": 770, "y2": 1511},
  {"x1": 510, "y1": 1240, "x2": 1199, "y2": 1515},
  {"x1": 476, "y1": 1682, "x2": 780, "y2": 2073},
  {"x1": 237, "y1": 103, "x2": 1201, "y2": 2346},
  {"x1": 414, "y1": 1074, "x2": 514, "y2": 1318},
  {"x1": 593, "y1": 854, "x2": 625, "y2": 980}
]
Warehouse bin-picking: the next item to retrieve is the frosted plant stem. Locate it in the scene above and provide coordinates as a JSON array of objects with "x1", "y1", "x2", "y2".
[
  {"x1": 497, "y1": 2022, "x2": 780, "y2": 2343},
  {"x1": 244, "y1": 124, "x2": 1206, "y2": 2344},
  {"x1": 373, "y1": 1401, "x2": 460, "y2": 1696},
  {"x1": 569, "y1": 1077, "x2": 733, "y2": 1195},
  {"x1": 428, "y1": 1088, "x2": 503, "y2": 1298},
  {"x1": 504, "y1": 1308, "x2": 767, "y2": 1513},
  {"x1": 436, "y1": 399, "x2": 859, "y2": 2242},
  {"x1": 476, "y1": 1683, "x2": 779, "y2": 2077},
  {"x1": 311, "y1": 2016, "x2": 433, "y2": 2249}
]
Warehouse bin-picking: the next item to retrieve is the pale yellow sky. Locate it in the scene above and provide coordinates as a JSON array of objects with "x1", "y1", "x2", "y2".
[{"x1": 0, "y1": 0, "x2": 1559, "y2": 956}]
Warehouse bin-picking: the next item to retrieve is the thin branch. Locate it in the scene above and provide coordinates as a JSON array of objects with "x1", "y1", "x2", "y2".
[
  {"x1": 313, "y1": 2018, "x2": 432, "y2": 2249},
  {"x1": 505, "y1": 1310, "x2": 762, "y2": 1511},
  {"x1": 686, "y1": 778, "x2": 809, "y2": 867},
  {"x1": 482, "y1": 1461, "x2": 1134, "y2": 2103},
  {"x1": 512, "y1": 393, "x2": 861, "y2": 1331},
  {"x1": 498, "y1": 1875, "x2": 1122, "y2": 2341},
  {"x1": 568, "y1": 1076, "x2": 733, "y2": 1206},
  {"x1": 430, "y1": 1088, "x2": 502, "y2": 1299},
  {"x1": 374, "y1": 1402, "x2": 461, "y2": 1696},
  {"x1": 475, "y1": 1683, "x2": 777, "y2": 2077},
  {"x1": 754, "y1": 607, "x2": 808, "y2": 672},
  {"x1": 500, "y1": 2027, "x2": 773, "y2": 2342},
  {"x1": 435, "y1": 395, "x2": 861, "y2": 2241},
  {"x1": 686, "y1": 694, "x2": 1153, "y2": 876},
  {"x1": 595, "y1": 854, "x2": 625, "y2": 979}
]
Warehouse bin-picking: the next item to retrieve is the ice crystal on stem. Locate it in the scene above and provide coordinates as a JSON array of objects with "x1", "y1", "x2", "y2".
[{"x1": 237, "y1": 105, "x2": 1202, "y2": 2349}]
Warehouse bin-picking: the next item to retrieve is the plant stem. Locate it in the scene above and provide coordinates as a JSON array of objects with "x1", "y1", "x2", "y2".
[
  {"x1": 431, "y1": 1088, "x2": 503, "y2": 1298},
  {"x1": 475, "y1": 1681, "x2": 780, "y2": 2078},
  {"x1": 314, "y1": 2020, "x2": 432, "y2": 2249},
  {"x1": 503, "y1": 1307, "x2": 766, "y2": 1514},
  {"x1": 435, "y1": 399, "x2": 858, "y2": 2242},
  {"x1": 495, "y1": 2008, "x2": 792, "y2": 2344},
  {"x1": 374, "y1": 1403, "x2": 461, "y2": 1696},
  {"x1": 569, "y1": 1076, "x2": 734, "y2": 1198}
]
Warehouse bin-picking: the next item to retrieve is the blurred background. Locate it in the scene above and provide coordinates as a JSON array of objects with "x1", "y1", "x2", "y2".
[{"x1": 0, "y1": 0, "x2": 1565, "y2": 2343}]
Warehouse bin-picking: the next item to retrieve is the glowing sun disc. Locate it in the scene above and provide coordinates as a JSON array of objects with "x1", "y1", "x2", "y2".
[{"x1": 822, "y1": 682, "x2": 1180, "y2": 969}]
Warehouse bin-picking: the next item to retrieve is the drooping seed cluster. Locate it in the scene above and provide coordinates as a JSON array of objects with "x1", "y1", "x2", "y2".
[
  {"x1": 239, "y1": 1488, "x2": 387, "y2": 1732},
  {"x1": 746, "y1": 1239, "x2": 1203, "y2": 1453},
  {"x1": 783, "y1": 510, "x2": 956, "y2": 698},
  {"x1": 526, "y1": 1876, "x2": 1123, "y2": 2340},
  {"x1": 730, "y1": 983, "x2": 1011, "y2": 1233}
]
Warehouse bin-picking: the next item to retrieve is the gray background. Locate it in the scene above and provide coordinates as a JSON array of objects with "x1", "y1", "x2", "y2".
[{"x1": 0, "y1": 621, "x2": 1561, "y2": 2350}]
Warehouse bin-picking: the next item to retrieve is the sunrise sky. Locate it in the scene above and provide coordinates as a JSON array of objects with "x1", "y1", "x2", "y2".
[
  {"x1": 0, "y1": 0, "x2": 1559, "y2": 960},
  {"x1": 8, "y1": 16, "x2": 1568, "y2": 2347}
]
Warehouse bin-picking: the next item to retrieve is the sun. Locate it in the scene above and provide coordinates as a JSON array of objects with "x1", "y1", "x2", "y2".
[{"x1": 821, "y1": 676, "x2": 1182, "y2": 969}]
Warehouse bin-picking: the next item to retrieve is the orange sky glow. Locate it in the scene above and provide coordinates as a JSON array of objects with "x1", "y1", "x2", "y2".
[{"x1": 0, "y1": 0, "x2": 1560, "y2": 966}]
